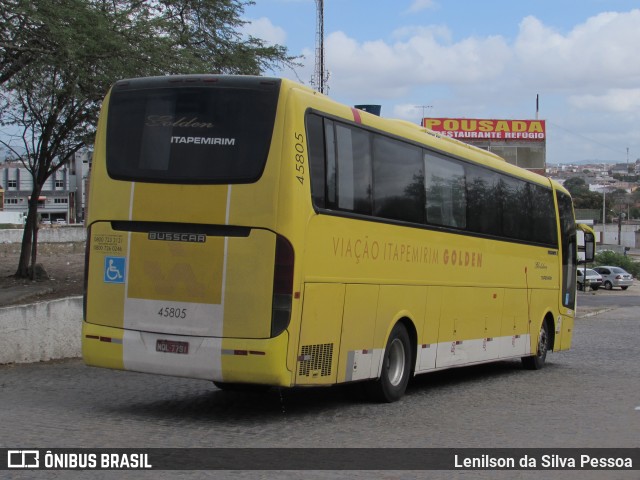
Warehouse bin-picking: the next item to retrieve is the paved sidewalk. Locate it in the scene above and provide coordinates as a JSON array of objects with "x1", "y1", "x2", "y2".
[{"x1": 0, "y1": 283, "x2": 54, "y2": 307}]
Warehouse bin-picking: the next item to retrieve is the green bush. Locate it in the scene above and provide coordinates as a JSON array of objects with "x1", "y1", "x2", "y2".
[{"x1": 593, "y1": 251, "x2": 640, "y2": 278}]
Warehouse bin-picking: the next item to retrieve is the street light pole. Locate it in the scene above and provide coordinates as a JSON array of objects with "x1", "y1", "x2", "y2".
[
  {"x1": 602, "y1": 187, "x2": 606, "y2": 244},
  {"x1": 415, "y1": 105, "x2": 432, "y2": 126}
]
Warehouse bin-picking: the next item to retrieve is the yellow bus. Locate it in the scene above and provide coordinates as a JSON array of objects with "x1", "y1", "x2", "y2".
[{"x1": 82, "y1": 75, "x2": 595, "y2": 402}]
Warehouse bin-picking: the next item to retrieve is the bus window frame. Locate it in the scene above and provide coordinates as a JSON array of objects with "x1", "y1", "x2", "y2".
[{"x1": 305, "y1": 109, "x2": 559, "y2": 251}]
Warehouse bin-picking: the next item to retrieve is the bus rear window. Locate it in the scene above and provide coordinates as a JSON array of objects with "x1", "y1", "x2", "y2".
[{"x1": 106, "y1": 78, "x2": 281, "y2": 184}]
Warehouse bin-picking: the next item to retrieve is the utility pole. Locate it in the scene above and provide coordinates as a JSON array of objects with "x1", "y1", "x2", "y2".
[
  {"x1": 415, "y1": 105, "x2": 432, "y2": 126},
  {"x1": 602, "y1": 187, "x2": 606, "y2": 244},
  {"x1": 311, "y1": 0, "x2": 328, "y2": 94}
]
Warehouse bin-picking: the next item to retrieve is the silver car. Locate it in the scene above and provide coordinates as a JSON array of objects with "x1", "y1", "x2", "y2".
[
  {"x1": 576, "y1": 268, "x2": 602, "y2": 291},
  {"x1": 592, "y1": 266, "x2": 634, "y2": 290}
]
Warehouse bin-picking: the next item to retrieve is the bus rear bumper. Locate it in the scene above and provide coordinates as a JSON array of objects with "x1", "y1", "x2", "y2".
[{"x1": 82, "y1": 322, "x2": 293, "y2": 386}]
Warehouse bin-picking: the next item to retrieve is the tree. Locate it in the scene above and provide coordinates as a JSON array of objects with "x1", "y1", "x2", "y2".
[
  {"x1": 562, "y1": 177, "x2": 603, "y2": 210},
  {"x1": 563, "y1": 177, "x2": 589, "y2": 196},
  {"x1": 594, "y1": 251, "x2": 640, "y2": 278},
  {"x1": 1, "y1": 0, "x2": 296, "y2": 279}
]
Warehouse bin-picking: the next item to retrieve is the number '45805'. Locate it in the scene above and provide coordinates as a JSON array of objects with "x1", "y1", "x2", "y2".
[
  {"x1": 294, "y1": 132, "x2": 305, "y2": 185},
  {"x1": 158, "y1": 307, "x2": 187, "y2": 319}
]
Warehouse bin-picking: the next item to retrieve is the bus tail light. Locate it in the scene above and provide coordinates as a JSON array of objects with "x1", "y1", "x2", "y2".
[
  {"x1": 83, "y1": 225, "x2": 91, "y2": 321},
  {"x1": 271, "y1": 235, "x2": 294, "y2": 337}
]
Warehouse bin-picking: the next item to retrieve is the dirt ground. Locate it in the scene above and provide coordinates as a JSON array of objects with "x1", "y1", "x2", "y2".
[{"x1": 0, "y1": 242, "x2": 85, "y2": 306}]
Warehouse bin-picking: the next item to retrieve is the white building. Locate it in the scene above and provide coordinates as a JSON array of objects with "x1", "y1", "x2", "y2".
[{"x1": 0, "y1": 151, "x2": 91, "y2": 224}]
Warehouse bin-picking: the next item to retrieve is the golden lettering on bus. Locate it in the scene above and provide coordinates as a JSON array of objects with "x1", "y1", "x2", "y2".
[
  {"x1": 443, "y1": 249, "x2": 483, "y2": 268},
  {"x1": 145, "y1": 115, "x2": 214, "y2": 129},
  {"x1": 333, "y1": 236, "x2": 380, "y2": 264},
  {"x1": 333, "y1": 236, "x2": 442, "y2": 265}
]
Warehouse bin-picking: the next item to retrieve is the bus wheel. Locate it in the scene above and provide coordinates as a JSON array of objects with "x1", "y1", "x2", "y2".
[
  {"x1": 522, "y1": 320, "x2": 549, "y2": 370},
  {"x1": 366, "y1": 323, "x2": 411, "y2": 402}
]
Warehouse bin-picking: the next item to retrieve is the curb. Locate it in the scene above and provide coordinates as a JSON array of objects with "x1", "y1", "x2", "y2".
[
  {"x1": 577, "y1": 307, "x2": 618, "y2": 319},
  {"x1": 0, "y1": 296, "x2": 82, "y2": 365}
]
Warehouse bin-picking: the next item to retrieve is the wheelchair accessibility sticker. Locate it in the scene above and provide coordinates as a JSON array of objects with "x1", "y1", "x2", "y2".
[{"x1": 104, "y1": 256, "x2": 126, "y2": 284}]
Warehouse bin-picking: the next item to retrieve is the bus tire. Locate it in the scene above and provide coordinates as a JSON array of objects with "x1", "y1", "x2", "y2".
[
  {"x1": 522, "y1": 320, "x2": 549, "y2": 370},
  {"x1": 366, "y1": 323, "x2": 411, "y2": 403}
]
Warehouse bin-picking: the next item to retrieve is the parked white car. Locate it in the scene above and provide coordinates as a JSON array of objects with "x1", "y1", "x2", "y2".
[{"x1": 576, "y1": 268, "x2": 602, "y2": 291}]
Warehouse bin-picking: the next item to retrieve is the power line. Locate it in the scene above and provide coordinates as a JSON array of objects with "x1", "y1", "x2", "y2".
[{"x1": 547, "y1": 120, "x2": 628, "y2": 157}]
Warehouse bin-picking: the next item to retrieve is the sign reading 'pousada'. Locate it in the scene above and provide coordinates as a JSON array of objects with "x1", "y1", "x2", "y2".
[{"x1": 422, "y1": 118, "x2": 546, "y2": 141}]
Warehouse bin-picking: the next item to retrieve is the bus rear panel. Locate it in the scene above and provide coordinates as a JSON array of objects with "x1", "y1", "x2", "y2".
[{"x1": 83, "y1": 76, "x2": 295, "y2": 386}]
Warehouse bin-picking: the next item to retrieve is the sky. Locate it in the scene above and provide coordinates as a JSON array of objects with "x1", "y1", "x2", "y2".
[{"x1": 243, "y1": 0, "x2": 640, "y2": 166}]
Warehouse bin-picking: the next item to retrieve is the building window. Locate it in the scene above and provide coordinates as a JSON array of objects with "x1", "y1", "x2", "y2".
[
  {"x1": 5, "y1": 198, "x2": 19, "y2": 204},
  {"x1": 8, "y1": 180, "x2": 17, "y2": 188},
  {"x1": 55, "y1": 180, "x2": 64, "y2": 189},
  {"x1": 54, "y1": 198, "x2": 68, "y2": 204}
]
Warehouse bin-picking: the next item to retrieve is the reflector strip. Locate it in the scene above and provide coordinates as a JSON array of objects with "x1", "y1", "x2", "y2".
[
  {"x1": 101, "y1": 336, "x2": 123, "y2": 344},
  {"x1": 221, "y1": 349, "x2": 266, "y2": 356},
  {"x1": 85, "y1": 335, "x2": 123, "y2": 345}
]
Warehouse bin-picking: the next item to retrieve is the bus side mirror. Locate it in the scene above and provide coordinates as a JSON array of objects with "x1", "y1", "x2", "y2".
[{"x1": 582, "y1": 232, "x2": 595, "y2": 263}]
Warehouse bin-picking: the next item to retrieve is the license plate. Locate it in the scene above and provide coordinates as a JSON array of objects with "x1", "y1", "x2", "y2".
[{"x1": 156, "y1": 339, "x2": 189, "y2": 354}]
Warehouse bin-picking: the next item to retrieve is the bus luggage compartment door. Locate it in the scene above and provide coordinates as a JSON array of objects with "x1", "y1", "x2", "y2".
[{"x1": 296, "y1": 283, "x2": 345, "y2": 385}]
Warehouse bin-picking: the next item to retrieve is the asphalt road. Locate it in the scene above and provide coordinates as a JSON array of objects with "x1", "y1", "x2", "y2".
[
  {"x1": 1, "y1": 306, "x2": 639, "y2": 480},
  {"x1": 578, "y1": 283, "x2": 640, "y2": 308}
]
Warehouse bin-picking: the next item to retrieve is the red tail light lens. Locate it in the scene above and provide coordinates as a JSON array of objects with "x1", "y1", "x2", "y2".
[
  {"x1": 83, "y1": 225, "x2": 91, "y2": 320},
  {"x1": 271, "y1": 235, "x2": 294, "y2": 337}
]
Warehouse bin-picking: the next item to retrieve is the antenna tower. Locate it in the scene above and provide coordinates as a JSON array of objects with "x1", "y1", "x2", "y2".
[{"x1": 311, "y1": 0, "x2": 329, "y2": 93}]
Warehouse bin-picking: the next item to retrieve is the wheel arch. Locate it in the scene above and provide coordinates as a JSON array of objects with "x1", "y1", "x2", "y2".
[
  {"x1": 395, "y1": 316, "x2": 418, "y2": 376},
  {"x1": 544, "y1": 311, "x2": 556, "y2": 352}
]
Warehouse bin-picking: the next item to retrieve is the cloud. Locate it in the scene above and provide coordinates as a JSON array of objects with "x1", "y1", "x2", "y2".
[
  {"x1": 404, "y1": 0, "x2": 438, "y2": 14},
  {"x1": 513, "y1": 10, "x2": 640, "y2": 92},
  {"x1": 271, "y1": 7, "x2": 640, "y2": 162},
  {"x1": 324, "y1": 29, "x2": 511, "y2": 99},
  {"x1": 568, "y1": 88, "x2": 640, "y2": 113},
  {"x1": 243, "y1": 17, "x2": 287, "y2": 46}
]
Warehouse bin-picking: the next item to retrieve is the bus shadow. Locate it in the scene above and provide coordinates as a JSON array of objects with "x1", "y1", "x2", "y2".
[
  {"x1": 407, "y1": 359, "x2": 526, "y2": 395},
  {"x1": 103, "y1": 359, "x2": 535, "y2": 422}
]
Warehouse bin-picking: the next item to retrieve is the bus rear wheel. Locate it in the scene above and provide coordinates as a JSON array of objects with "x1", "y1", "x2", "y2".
[
  {"x1": 366, "y1": 323, "x2": 411, "y2": 402},
  {"x1": 522, "y1": 320, "x2": 549, "y2": 370}
]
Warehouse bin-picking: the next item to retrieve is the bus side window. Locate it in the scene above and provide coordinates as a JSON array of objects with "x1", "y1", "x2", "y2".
[
  {"x1": 466, "y1": 165, "x2": 501, "y2": 236},
  {"x1": 372, "y1": 136, "x2": 425, "y2": 224},
  {"x1": 325, "y1": 119, "x2": 337, "y2": 208},
  {"x1": 306, "y1": 114, "x2": 326, "y2": 208},
  {"x1": 424, "y1": 153, "x2": 467, "y2": 229},
  {"x1": 335, "y1": 123, "x2": 372, "y2": 215}
]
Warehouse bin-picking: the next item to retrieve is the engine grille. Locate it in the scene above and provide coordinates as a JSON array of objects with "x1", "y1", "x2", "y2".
[{"x1": 298, "y1": 343, "x2": 333, "y2": 377}]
